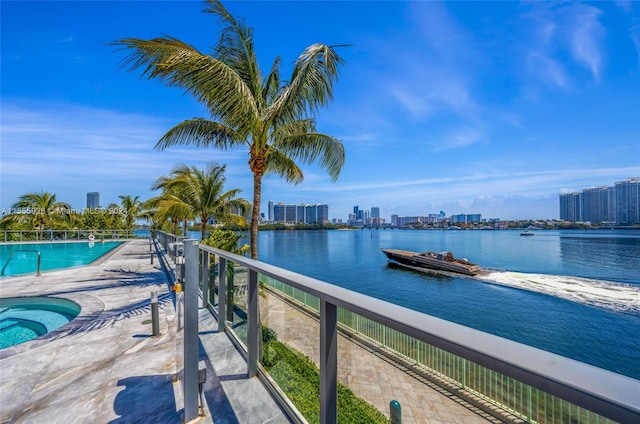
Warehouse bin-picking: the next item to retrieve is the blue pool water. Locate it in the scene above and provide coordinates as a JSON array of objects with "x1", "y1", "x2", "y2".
[
  {"x1": 0, "y1": 241, "x2": 122, "y2": 277},
  {"x1": 0, "y1": 297, "x2": 80, "y2": 349}
]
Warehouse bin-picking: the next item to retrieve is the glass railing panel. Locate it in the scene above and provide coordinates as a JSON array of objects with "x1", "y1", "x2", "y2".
[
  {"x1": 198, "y1": 251, "x2": 203, "y2": 292},
  {"x1": 258, "y1": 275, "x2": 322, "y2": 422},
  {"x1": 334, "y1": 307, "x2": 392, "y2": 423},
  {"x1": 329, "y1": 305, "x2": 614, "y2": 424},
  {"x1": 223, "y1": 262, "x2": 249, "y2": 346},
  {"x1": 209, "y1": 255, "x2": 218, "y2": 307}
]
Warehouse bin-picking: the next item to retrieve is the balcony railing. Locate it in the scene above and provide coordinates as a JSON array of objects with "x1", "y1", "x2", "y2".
[
  {"x1": 0, "y1": 229, "x2": 140, "y2": 242},
  {"x1": 159, "y1": 234, "x2": 640, "y2": 424}
]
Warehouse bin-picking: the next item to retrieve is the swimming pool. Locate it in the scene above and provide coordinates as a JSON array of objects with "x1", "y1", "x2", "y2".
[
  {"x1": 0, "y1": 241, "x2": 123, "y2": 277},
  {"x1": 0, "y1": 297, "x2": 80, "y2": 349}
]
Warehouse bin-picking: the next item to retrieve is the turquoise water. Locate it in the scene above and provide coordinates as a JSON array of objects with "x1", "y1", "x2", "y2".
[
  {"x1": 0, "y1": 241, "x2": 122, "y2": 277},
  {"x1": 0, "y1": 297, "x2": 80, "y2": 348},
  {"x1": 245, "y1": 229, "x2": 640, "y2": 380}
]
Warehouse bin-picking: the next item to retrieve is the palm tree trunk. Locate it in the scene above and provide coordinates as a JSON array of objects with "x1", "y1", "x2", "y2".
[
  {"x1": 201, "y1": 218, "x2": 206, "y2": 241},
  {"x1": 250, "y1": 174, "x2": 262, "y2": 260}
]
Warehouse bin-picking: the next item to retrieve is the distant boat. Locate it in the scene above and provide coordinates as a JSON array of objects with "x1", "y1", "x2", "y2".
[
  {"x1": 520, "y1": 230, "x2": 535, "y2": 236},
  {"x1": 381, "y1": 248, "x2": 482, "y2": 276}
]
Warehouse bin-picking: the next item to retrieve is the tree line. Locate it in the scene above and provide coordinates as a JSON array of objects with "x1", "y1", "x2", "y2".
[{"x1": 0, "y1": 162, "x2": 249, "y2": 240}]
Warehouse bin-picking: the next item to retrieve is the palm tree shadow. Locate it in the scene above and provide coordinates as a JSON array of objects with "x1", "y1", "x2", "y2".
[
  {"x1": 109, "y1": 374, "x2": 181, "y2": 423},
  {"x1": 198, "y1": 339, "x2": 241, "y2": 424},
  {"x1": 43, "y1": 268, "x2": 170, "y2": 299},
  {"x1": 55, "y1": 293, "x2": 175, "y2": 340}
]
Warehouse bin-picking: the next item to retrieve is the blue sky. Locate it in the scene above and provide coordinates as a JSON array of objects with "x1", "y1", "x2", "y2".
[{"x1": 2, "y1": 1, "x2": 639, "y2": 221}]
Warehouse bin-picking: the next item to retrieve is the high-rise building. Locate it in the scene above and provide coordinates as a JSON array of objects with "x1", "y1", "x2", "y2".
[
  {"x1": 87, "y1": 192, "x2": 100, "y2": 209},
  {"x1": 306, "y1": 204, "x2": 328, "y2": 223},
  {"x1": 353, "y1": 206, "x2": 363, "y2": 221},
  {"x1": 370, "y1": 207, "x2": 380, "y2": 225},
  {"x1": 615, "y1": 178, "x2": 640, "y2": 224},
  {"x1": 559, "y1": 178, "x2": 639, "y2": 224},
  {"x1": 272, "y1": 202, "x2": 329, "y2": 224},
  {"x1": 582, "y1": 187, "x2": 615, "y2": 223},
  {"x1": 268, "y1": 201, "x2": 274, "y2": 221},
  {"x1": 450, "y1": 214, "x2": 482, "y2": 224},
  {"x1": 559, "y1": 192, "x2": 582, "y2": 222}
]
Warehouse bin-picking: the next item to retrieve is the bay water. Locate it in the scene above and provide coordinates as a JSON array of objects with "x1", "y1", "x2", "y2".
[{"x1": 247, "y1": 229, "x2": 640, "y2": 380}]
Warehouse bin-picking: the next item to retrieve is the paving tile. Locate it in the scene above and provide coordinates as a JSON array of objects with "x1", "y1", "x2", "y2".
[{"x1": 0, "y1": 240, "x2": 289, "y2": 424}]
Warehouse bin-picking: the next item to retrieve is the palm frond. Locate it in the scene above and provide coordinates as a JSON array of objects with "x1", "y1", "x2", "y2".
[
  {"x1": 112, "y1": 36, "x2": 258, "y2": 129},
  {"x1": 155, "y1": 119, "x2": 246, "y2": 151},
  {"x1": 204, "y1": 0, "x2": 262, "y2": 99},
  {"x1": 267, "y1": 43, "x2": 345, "y2": 124},
  {"x1": 263, "y1": 56, "x2": 281, "y2": 105},
  {"x1": 270, "y1": 119, "x2": 345, "y2": 181},
  {"x1": 264, "y1": 148, "x2": 304, "y2": 184}
]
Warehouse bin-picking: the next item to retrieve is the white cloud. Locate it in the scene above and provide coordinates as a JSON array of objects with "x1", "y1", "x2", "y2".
[
  {"x1": 0, "y1": 100, "x2": 254, "y2": 209},
  {"x1": 353, "y1": 1, "x2": 486, "y2": 150},
  {"x1": 522, "y1": 3, "x2": 605, "y2": 88},
  {"x1": 568, "y1": 5, "x2": 604, "y2": 81},
  {"x1": 527, "y1": 51, "x2": 570, "y2": 90},
  {"x1": 57, "y1": 34, "x2": 75, "y2": 44}
]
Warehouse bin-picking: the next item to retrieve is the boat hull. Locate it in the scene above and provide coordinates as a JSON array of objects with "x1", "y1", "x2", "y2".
[{"x1": 382, "y1": 249, "x2": 481, "y2": 276}]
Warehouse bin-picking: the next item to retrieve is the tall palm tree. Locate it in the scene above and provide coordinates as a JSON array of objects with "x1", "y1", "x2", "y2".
[
  {"x1": 118, "y1": 195, "x2": 141, "y2": 231},
  {"x1": 114, "y1": 0, "x2": 346, "y2": 259},
  {"x1": 149, "y1": 163, "x2": 249, "y2": 240}
]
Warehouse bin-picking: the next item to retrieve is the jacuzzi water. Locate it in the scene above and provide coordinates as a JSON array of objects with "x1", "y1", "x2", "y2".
[{"x1": 0, "y1": 297, "x2": 80, "y2": 349}]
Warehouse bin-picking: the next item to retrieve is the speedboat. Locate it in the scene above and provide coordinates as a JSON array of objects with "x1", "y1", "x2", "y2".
[{"x1": 381, "y1": 249, "x2": 482, "y2": 276}]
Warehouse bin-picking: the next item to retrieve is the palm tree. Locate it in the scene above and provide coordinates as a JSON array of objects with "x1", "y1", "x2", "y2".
[
  {"x1": 118, "y1": 195, "x2": 141, "y2": 231},
  {"x1": 6, "y1": 191, "x2": 72, "y2": 239},
  {"x1": 114, "y1": 0, "x2": 345, "y2": 259},
  {"x1": 146, "y1": 181, "x2": 195, "y2": 237},
  {"x1": 149, "y1": 163, "x2": 249, "y2": 240}
]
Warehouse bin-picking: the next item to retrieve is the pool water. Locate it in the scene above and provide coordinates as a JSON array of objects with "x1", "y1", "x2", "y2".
[
  {"x1": 0, "y1": 241, "x2": 122, "y2": 277},
  {"x1": 0, "y1": 297, "x2": 80, "y2": 349}
]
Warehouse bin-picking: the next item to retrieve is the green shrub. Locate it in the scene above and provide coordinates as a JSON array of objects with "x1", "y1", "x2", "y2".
[{"x1": 261, "y1": 329, "x2": 387, "y2": 424}]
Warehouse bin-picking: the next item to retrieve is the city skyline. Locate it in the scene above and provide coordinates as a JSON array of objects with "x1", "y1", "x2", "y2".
[
  {"x1": 2, "y1": 2, "x2": 639, "y2": 220},
  {"x1": 559, "y1": 177, "x2": 640, "y2": 224}
]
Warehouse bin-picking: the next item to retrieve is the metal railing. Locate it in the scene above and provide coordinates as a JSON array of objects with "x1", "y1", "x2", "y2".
[
  {"x1": 0, "y1": 229, "x2": 141, "y2": 243},
  {"x1": 157, "y1": 233, "x2": 640, "y2": 424},
  {"x1": 1, "y1": 249, "x2": 41, "y2": 276}
]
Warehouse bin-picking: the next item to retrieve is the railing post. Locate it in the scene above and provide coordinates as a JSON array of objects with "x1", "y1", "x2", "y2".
[
  {"x1": 527, "y1": 385, "x2": 532, "y2": 422},
  {"x1": 320, "y1": 299, "x2": 337, "y2": 424},
  {"x1": 247, "y1": 269, "x2": 258, "y2": 378},
  {"x1": 183, "y1": 239, "x2": 200, "y2": 422},
  {"x1": 218, "y1": 257, "x2": 227, "y2": 333},
  {"x1": 36, "y1": 252, "x2": 41, "y2": 277},
  {"x1": 151, "y1": 291, "x2": 160, "y2": 336},
  {"x1": 201, "y1": 250, "x2": 210, "y2": 309}
]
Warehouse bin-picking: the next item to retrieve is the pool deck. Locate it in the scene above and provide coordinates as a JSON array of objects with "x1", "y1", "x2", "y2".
[{"x1": 0, "y1": 239, "x2": 289, "y2": 424}]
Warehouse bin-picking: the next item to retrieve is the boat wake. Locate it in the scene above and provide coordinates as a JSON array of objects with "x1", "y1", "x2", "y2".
[{"x1": 476, "y1": 271, "x2": 640, "y2": 315}]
